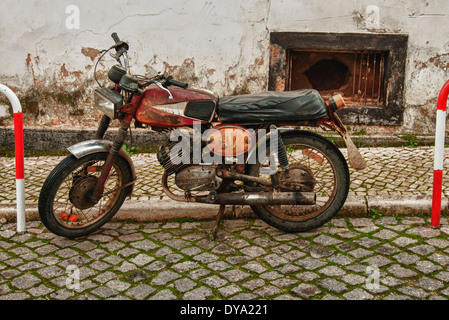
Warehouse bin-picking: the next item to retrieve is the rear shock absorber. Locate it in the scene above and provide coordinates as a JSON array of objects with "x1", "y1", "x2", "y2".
[{"x1": 271, "y1": 126, "x2": 290, "y2": 178}]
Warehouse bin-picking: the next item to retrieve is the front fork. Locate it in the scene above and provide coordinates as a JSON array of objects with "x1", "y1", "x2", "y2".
[{"x1": 91, "y1": 114, "x2": 133, "y2": 204}]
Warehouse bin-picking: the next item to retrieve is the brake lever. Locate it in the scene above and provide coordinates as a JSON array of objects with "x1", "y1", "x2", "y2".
[{"x1": 154, "y1": 80, "x2": 173, "y2": 100}]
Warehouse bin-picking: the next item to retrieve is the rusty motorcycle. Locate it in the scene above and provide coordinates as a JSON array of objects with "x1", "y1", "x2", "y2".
[{"x1": 38, "y1": 33, "x2": 366, "y2": 239}]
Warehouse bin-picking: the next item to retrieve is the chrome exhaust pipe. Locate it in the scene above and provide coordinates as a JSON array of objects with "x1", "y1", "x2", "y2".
[{"x1": 194, "y1": 192, "x2": 316, "y2": 206}]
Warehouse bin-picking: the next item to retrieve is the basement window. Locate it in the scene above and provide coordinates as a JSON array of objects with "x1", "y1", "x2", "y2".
[
  {"x1": 289, "y1": 50, "x2": 387, "y2": 106},
  {"x1": 269, "y1": 32, "x2": 408, "y2": 125}
]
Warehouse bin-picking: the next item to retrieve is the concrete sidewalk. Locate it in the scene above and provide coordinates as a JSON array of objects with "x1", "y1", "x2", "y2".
[{"x1": 1, "y1": 146, "x2": 448, "y2": 222}]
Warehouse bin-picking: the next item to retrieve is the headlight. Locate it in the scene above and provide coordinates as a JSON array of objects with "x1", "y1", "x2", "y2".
[{"x1": 94, "y1": 88, "x2": 123, "y2": 119}]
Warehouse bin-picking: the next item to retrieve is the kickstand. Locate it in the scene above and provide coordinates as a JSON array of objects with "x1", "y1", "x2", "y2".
[{"x1": 212, "y1": 205, "x2": 226, "y2": 241}]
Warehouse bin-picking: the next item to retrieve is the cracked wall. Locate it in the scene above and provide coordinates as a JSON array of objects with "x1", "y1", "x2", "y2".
[{"x1": 0, "y1": 0, "x2": 449, "y2": 136}]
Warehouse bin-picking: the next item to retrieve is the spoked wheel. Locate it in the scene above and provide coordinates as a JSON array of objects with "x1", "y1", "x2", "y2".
[
  {"x1": 38, "y1": 153, "x2": 133, "y2": 238},
  {"x1": 246, "y1": 131, "x2": 350, "y2": 233}
]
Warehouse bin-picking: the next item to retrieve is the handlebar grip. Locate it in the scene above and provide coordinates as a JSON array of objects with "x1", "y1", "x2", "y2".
[
  {"x1": 166, "y1": 77, "x2": 189, "y2": 89},
  {"x1": 111, "y1": 33, "x2": 121, "y2": 44}
]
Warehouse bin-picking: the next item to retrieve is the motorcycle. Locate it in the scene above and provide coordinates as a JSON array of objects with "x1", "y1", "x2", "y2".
[{"x1": 38, "y1": 33, "x2": 366, "y2": 239}]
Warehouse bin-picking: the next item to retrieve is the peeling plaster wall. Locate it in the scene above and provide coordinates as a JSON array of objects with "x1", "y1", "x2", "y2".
[{"x1": 0, "y1": 0, "x2": 449, "y2": 136}]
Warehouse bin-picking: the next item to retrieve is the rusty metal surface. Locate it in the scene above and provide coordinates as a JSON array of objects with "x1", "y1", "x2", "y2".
[
  {"x1": 204, "y1": 124, "x2": 255, "y2": 157},
  {"x1": 135, "y1": 85, "x2": 218, "y2": 128}
]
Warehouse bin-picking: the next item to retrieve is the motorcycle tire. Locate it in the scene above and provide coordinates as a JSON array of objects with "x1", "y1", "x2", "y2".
[
  {"x1": 38, "y1": 152, "x2": 133, "y2": 238},
  {"x1": 246, "y1": 131, "x2": 350, "y2": 233}
]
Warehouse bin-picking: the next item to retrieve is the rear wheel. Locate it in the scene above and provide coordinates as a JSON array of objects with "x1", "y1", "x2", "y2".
[
  {"x1": 38, "y1": 153, "x2": 133, "y2": 238},
  {"x1": 246, "y1": 131, "x2": 350, "y2": 233}
]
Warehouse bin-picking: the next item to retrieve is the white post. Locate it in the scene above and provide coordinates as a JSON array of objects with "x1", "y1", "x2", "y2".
[
  {"x1": 431, "y1": 80, "x2": 449, "y2": 228},
  {"x1": 0, "y1": 84, "x2": 26, "y2": 233}
]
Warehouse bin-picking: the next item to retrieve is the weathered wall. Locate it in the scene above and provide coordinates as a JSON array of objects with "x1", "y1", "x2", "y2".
[{"x1": 1, "y1": 0, "x2": 449, "y2": 136}]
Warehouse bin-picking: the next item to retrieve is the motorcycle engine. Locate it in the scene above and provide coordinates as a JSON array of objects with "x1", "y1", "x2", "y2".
[{"x1": 157, "y1": 140, "x2": 223, "y2": 192}]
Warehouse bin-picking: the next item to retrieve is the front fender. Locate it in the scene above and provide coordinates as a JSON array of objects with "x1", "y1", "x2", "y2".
[{"x1": 67, "y1": 140, "x2": 136, "y2": 196}]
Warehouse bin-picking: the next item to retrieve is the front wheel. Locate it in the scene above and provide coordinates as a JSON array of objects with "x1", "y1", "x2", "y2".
[
  {"x1": 38, "y1": 152, "x2": 133, "y2": 238},
  {"x1": 246, "y1": 131, "x2": 350, "y2": 233}
]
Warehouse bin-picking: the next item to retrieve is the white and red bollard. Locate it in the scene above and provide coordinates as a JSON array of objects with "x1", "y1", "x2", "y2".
[
  {"x1": 0, "y1": 84, "x2": 25, "y2": 233},
  {"x1": 431, "y1": 80, "x2": 449, "y2": 228}
]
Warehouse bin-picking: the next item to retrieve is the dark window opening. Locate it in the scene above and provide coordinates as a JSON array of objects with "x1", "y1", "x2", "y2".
[
  {"x1": 304, "y1": 59, "x2": 350, "y2": 92},
  {"x1": 289, "y1": 50, "x2": 387, "y2": 106}
]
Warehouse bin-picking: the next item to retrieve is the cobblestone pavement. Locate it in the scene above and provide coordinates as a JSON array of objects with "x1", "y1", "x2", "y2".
[
  {"x1": 1, "y1": 217, "x2": 449, "y2": 301},
  {"x1": 1, "y1": 146, "x2": 449, "y2": 206},
  {"x1": 1, "y1": 146, "x2": 449, "y2": 302}
]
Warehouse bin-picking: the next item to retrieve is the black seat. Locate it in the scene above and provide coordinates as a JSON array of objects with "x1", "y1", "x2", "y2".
[{"x1": 216, "y1": 89, "x2": 328, "y2": 124}]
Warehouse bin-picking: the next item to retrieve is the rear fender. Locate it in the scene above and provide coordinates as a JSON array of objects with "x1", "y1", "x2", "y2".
[{"x1": 67, "y1": 140, "x2": 136, "y2": 196}]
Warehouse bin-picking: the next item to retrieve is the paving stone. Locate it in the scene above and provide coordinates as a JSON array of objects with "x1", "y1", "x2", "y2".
[
  {"x1": 348, "y1": 248, "x2": 373, "y2": 259},
  {"x1": 304, "y1": 245, "x2": 335, "y2": 258},
  {"x1": 343, "y1": 288, "x2": 374, "y2": 300},
  {"x1": 183, "y1": 287, "x2": 214, "y2": 300},
  {"x1": 353, "y1": 237, "x2": 380, "y2": 248},
  {"x1": 380, "y1": 276, "x2": 405, "y2": 287},
  {"x1": 260, "y1": 271, "x2": 283, "y2": 280},
  {"x1": 242, "y1": 278, "x2": 265, "y2": 290},
  {"x1": 240, "y1": 246, "x2": 266, "y2": 257},
  {"x1": 151, "y1": 270, "x2": 181, "y2": 286},
  {"x1": 327, "y1": 253, "x2": 354, "y2": 266},
  {"x1": 393, "y1": 252, "x2": 420, "y2": 265},
  {"x1": 428, "y1": 253, "x2": 449, "y2": 266},
  {"x1": 271, "y1": 278, "x2": 298, "y2": 288},
  {"x1": 254, "y1": 285, "x2": 282, "y2": 297},
  {"x1": 107, "y1": 280, "x2": 131, "y2": 291},
  {"x1": 317, "y1": 278, "x2": 348, "y2": 293},
  {"x1": 397, "y1": 286, "x2": 429, "y2": 299},
  {"x1": 435, "y1": 271, "x2": 449, "y2": 283},
  {"x1": 221, "y1": 270, "x2": 251, "y2": 283},
  {"x1": 372, "y1": 229, "x2": 399, "y2": 240},
  {"x1": 294, "y1": 257, "x2": 327, "y2": 270},
  {"x1": 126, "y1": 284, "x2": 155, "y2": 299},
  {"x1": 10, "y1": 274, "x2": 41, "y2": 290},
  {"x1": 148, "y1": 289, "x2": 177, "y2": 300},
  {"x1": 296, "y1": 271, "x2": 320, "y2": 282},
  {"x1": 414, "y1": 260, "x2": 443, "y2": 274},
  {"x1": 201, "y1": 275, "x2": 228, "y2": 288},
  {"x1": 218, "y1": 284, "x2": 242, "y2": 297},
  {"x1": 387, "y1": 264, "x2": 418, "y2": 278},
  {"x1": 291, "y1": 283, "x2": 321, "y2": 298},
  {"x1": 90, "y1": 286, "x2": 118, "y2": 299},
  {"x1": 392, "y1": 237, "x2": 418, "y2": 247},
  {"x1": 417, "y1": 277, "x2": 445, "y2": 291},
  {"x1": 318, "y1": 266, "x2": 346, "y2": 277},
  {"x1": 341, "y1": 274, "x2": 366, "y2": 286},
  {"x1": 263, "y1": 253, "x2": 288, "y2": 267},
  {"x1": 174, "y1": 278, "x2": 196, "y2": 293},
  {"x1": 193, "y1": 252, "x2": 219, "y2": 263},
  {"x1": 362, "y1": 255, "x2": 392, "y2": 267},
  {"x1": 242, "y1": 261, "x2": 267, "y2": 274},
  {"x1": 124, "y1": 270, "x2": 150, "y2": 283},
  {"x1": 313, "y1": 234, "x2": 342, "y2": 246},
  {"x1": 408, "y1": 244, "x2": 436, "y2": 256}
]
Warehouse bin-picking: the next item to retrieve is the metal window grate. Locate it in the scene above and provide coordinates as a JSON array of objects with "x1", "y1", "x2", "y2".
[
  {"x1": 288, "y1": 50, "x2": 387, "y2": 106},
  {"x1": 351, "y1": 51, "x2": 385, "y2": 105}
]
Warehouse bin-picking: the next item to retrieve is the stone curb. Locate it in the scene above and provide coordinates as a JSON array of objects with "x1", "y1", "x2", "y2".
[{"x1": 1, "y1": 195, "x2": 447, "y2": 223}]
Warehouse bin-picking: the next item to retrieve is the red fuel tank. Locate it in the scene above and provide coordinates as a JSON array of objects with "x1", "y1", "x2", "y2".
[{"x1": 135, "y1": 85, "x2": 218, "y2": 128}]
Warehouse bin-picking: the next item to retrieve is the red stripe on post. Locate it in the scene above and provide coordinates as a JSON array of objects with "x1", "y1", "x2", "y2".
[
  {"x1": 13, "y1": 112, "x2": 24, "y2": 180},
  {"x1": 431, "y1": 169, "x2": 443, "y2": 227},
  {"x1": 437, "y1": 80, "x2": 449, "y2": 111}
]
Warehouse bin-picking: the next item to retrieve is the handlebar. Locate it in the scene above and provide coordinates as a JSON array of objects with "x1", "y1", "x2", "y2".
[
  {"x1": 165, "y1": 76, "x2": 189, "y2": 89},
  {"x1": 108, "y1": 32, "x2": 189, "y2": 91},
  {"x1": 111, "y1": 32, "x2": 121, "y2": 44}
]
